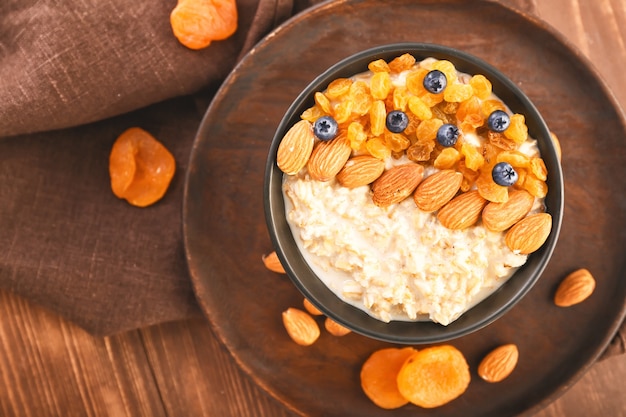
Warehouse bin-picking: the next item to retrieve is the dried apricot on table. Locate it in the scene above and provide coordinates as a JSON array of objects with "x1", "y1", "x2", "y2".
[
  {"x1": 170, "y1": 0, "x2": 238, "y2": 50},
  {"x1": 360, "y1": 347, "x2": 417, "y2": 409},
  {"x1": 396, "y1": 345, "x2": 470, "y2": 408},
  {"x1": 109, "y1": 127, "x2": 176, "y2": 207}
]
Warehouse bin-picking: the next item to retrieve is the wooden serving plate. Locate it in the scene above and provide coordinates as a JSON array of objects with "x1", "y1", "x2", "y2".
[{"x1": 183, "y1": 1, "x2": 626, "y2": 415}]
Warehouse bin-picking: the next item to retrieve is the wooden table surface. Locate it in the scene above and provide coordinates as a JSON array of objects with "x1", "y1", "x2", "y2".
[{"x1": 1, "y1": 0, "x2": 624, "y2": 416}]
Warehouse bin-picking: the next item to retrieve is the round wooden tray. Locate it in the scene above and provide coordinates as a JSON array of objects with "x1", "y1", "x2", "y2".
[{"x1": 183, "y1": 1, "x2": 626, "y2": 415}]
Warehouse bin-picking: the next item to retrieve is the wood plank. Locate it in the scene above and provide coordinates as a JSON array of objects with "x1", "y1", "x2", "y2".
[
  {"x1": 0, "y1": 290, "x2": 166, "y2": 417},
  {"x1": 140, "y1": 319, "x2": 293, "y2": 417}
]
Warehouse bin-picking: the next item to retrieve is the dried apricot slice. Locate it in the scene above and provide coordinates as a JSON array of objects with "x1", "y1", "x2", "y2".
[
  {"x1": 109, "y1": 127, "x2": 176, "y2": 207},
  {"x1": 396, "y1": 345, "x2": 470, "y2": 408},
  {"x1": 170, "y1": 0, "x2": 238, "y2": 50},
  {"x1": 360, "y1": 347, "x2": 417, "y2": 409}
]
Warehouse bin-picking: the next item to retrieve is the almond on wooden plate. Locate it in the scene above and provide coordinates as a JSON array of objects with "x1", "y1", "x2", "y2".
[
  {"x1": 307, "y1": 133, "x2": 352, "y2": 181},
  {"x1": 262, "y1": 251, "x2": 285, "y2": 273},
  {"x1": 336, "y1": 155, "x2": 385, "y2": 188},
  {"x1": 413, "y1": 169, "x2": 463, "y2": 212},
  {"x1": 282, "y1": 308, "x2": 320, "y2": 346},
  {"x1": 554, "y1": 268, "x2": 596, "y2": 307},
  {"x1": 505, "y1": 212, "x2": 552, "y2": 254},
  {"x1": 478, "y1": 344, "x2": 519, "y2": 383},
  {"x1": 276, "y1": 120, "x2": 315, "y2": 175},
  {"x1": 482, "y1": 189, "x2": 535, "y2": 232},
  {"x1": 324, "y1": 317, "x2": 351, "y2": 336},
  {"x1": 371, "y1": 163, "x2": 424, "y2": 207},
  {"x1": 437, "y1": 190, "x2": 487, "y2": 230}
]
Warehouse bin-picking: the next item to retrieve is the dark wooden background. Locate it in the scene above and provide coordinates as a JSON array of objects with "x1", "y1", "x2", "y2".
[{"x1": 1, "y1": 0, "x2": 624, "y2": 416}]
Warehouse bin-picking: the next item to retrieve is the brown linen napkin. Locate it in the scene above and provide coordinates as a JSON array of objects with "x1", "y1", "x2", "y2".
[
  {"x1": 0, "y1": 0, "x2": 315, "y2": 335},
  {"x1": 0, "y1": 0, "x2": 623, "y2": 361}
]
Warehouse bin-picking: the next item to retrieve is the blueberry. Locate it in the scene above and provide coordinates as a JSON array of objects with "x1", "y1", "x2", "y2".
[
  {"x1": 385, "y1": 110, "x2": 409, "y2": 133},
  {"x1": 487, "y1": 110, "x2": 511, "y2": 132},
  {"x1": 313, "y1": 116, "x2": 338, "y2": 141},
  {"x1": 423, "y1": 70, "x2": 447, "y2": 94},
  {"x1": 492, "y1": 162, "x2": 519, "y2": 186},
  {"x1": 436, "y1": 123, "x2": 460, "y2": 147}
]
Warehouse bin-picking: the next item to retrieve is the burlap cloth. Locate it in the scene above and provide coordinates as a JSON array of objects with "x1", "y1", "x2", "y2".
[{"x1": 0, "y1": 0, "x2": 623, "y2": 359}]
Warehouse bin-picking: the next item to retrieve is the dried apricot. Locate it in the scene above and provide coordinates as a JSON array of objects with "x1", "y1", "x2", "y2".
[
  {"x1": 360, "y1": 347, "x2": 417, "y2": 409},
  {"x1": 170, "y1": 0, "x2": 238, "y2": 50},
  {"x1": 396, "y1": 345, "x2": 470, "y2": 409},
  {"x1": 109, "y1": 127, "x2": 176, "y2": 207}
]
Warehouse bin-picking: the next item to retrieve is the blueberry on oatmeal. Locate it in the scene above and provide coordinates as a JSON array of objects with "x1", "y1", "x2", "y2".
[{"x1": 313, "y1": 116, "x2": 338, "y2": 141}]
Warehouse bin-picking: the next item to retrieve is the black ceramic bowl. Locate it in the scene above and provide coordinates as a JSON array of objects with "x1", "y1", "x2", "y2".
[{"x1": 264, "y1": 43, "x2": 563, "y2": 344}]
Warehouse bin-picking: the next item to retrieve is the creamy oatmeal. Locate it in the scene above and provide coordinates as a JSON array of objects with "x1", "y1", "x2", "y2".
[{"x1": 276, "y1": 53, "x2": 549, "y2": 325}]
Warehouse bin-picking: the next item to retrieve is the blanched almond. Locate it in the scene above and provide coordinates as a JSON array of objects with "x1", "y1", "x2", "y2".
[
  {"x1": 307, "y1": 133, "x2": 352, "y2": 181},
  {"x1": 554, "y1": 268, "x2": 596, "y2": 307},
  {"x1": 276, "y1": 120, "x2": 315, "y2": 175},
  {"x1": 505, "y1": 213, "x2": 552, "y2": 254},
  {"x1": 371, "y1": 163, "x2": 424, "y2": 207},
  {"x1": 437, "y1": 190, "x2": 487, "y2": 230},
  {"x1": 336, "y1": 155, "x2": 385, "y2": 188},
  {"x1": 413, "y1": 170, "x2": 462, "y2": 212},
  {"x1": 482, "y1": 189, "x2": 535, "y2": 232},
  {"x1": 282, "y1": 308, "x2": 320, "y2": 346},
  {"x1": 478, "y1": 344, "x2": 519, "y2": 383}
]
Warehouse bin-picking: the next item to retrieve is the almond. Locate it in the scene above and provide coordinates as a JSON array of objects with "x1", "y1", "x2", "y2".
[
  {"x1": 371, "y1": 163, "x2": 424, "y2": 207},
  {"x1": 505, "y1": 212, "x2": 552, "y2": 254},
  {"x1": 262, "y1": 251, "x2": 285, "y2": 274},
  {"x1": 303, "y1": 298, "x2": 324, "y2": 316},
  {"x1": 282, "y1": 308, "x2": 320, "y2": 346},
  {"x1": 554, "y1": 268, "x2": 596, "y2": 307},
  {"x1": 482, "y1": 189, "x2": 535, "y2": 232},
  {"x1": 276, "y1": 120, "x2": 315, "y2": 175},
  {"x1": 336, "y1": 155, "x2": 385, "y2": 188},
  {"x1": 437, "y1": 190, "x2": 487, "y2": 230},
  {"x1": 413, "y1": 169, "x2": 462, "y2": 212},
  {"x1": 478, "y1": 344, "x2": 519, "y2": 383},
  {"x1": 324, "y1": 317, "x2": 352, "y2": 336},
  {"x1": 307, "y1": 133, "x2": 352, "y2": 181}
]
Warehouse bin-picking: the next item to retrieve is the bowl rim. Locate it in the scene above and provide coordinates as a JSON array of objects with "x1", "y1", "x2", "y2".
[{"x1": 264, "y1": 42, "x2": 564, "y2": 344}]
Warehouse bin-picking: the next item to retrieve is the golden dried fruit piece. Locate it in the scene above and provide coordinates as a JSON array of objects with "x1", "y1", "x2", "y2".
[
  {"x1": 476, "y1": 172, "x2": 509, "y2": 203},
  {"x1": 370, "y1": 100, "x2": 387, "y2": 136},
  {"x1": 170, "y1": 0, "x2": 238, "y2": 50},
  {"x1": 307, "y1": 134, "x2": 352, "y2": 181},
  {"x1": 262, "y1": 251, "x2": 285, "y2": 273},
  {"x1": 396, "y1": 345, "x2": 470, "y2": 408},
  {"x1": 336, "y1": 155, "x2": 385, "y2": 188},
  {"x1": 413, "y1": 170, "x2": 463, "y2": 212},
  {"x1": 482, "y1": 189, "x2": 535, "y2": 232},
  {"x1": 433, "y1": 147, "x2": 461, "y2": 170},
  {"x1": 478, "y1": 344, "x2": 519, "y2": 383},
  {"x1": 282, "y1": 308, "x2": 320, "y2": 346},
  {"x1": 371, "y1": 163, "x2": 425, "y2": 207},
  {"x1": 461, "y1": 142, "x2": 485, "y2": 171},
  {"x1": 370, "y1": 71, "x2": 392, "y2": 100},
  {"x1": 504, "y1": 113, "x2": 528, "y2": 144},
  {"x1": 365, "y1": 137, "x2": 392, "y2": 160},
  {"x1": 324, "y1": 317, "x2": 351, "y2": 336},
  {"x1": 443, "y1": 83, "x2": 473, "y2": 103},
  {"x1": 109, "y1": 127, "x2": 176, "y2": 207},
  {"x1": 437, "y1": 190, "x2": 487, "y2": 230},
  {"x1": 554, "y1": 268, "x2": 596, "y2": 307},
  {"x1": 326, "y1": 78, "x2": 352, "y2": 99},
  {"x1": 302, "y1": 298, "x2": 324, "y2": 316},
  {"x1": 368, "y1": 58, "x2": 391, "y2": 73},
  {"x1": 276, "y1": 120, "x2": 315, "y2": 175},
  {"x1": 388, "y1": 53, "x2": 416, "y2": 73},
  {"x1": 360, "y1": 347, "x2": 417, "y2": 410},
  {"x1": 505, "y1": 212, "x2": 552, "y2": 254}
]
